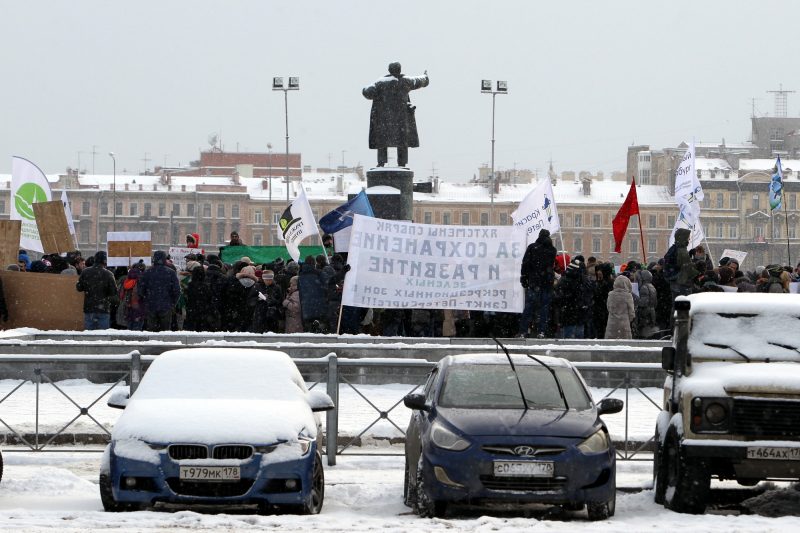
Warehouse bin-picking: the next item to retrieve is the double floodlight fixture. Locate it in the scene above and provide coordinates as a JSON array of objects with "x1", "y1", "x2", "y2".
[
  {"x1": 273, "y1": 76, "x2": 300, "y2": 90},
  {"x1": 481, "y1": 79, "x2": 508, "y2": 93}
]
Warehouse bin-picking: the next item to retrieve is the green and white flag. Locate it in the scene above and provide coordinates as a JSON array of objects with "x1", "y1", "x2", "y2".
[
  {"x1": 11, "y1": 156, "x2": 53, "y2": 253},
  {"x1": 277, "y1": 187, "x2": 319, "y2": 262}
]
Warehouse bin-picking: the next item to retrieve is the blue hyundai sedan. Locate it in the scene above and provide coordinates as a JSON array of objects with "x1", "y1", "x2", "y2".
[
  {"x1": 100, "y1": 348, "x2": 333, "y2": 514},
  {"x1": 403, "y1": 353, "x2": 622, "y2": 519}
]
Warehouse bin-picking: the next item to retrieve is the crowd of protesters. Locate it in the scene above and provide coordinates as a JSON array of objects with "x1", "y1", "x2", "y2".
[{"x1": 6, "y1": 227, "x2": 800, "y2": 337}]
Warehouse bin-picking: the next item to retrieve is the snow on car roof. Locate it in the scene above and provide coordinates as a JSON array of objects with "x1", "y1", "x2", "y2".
[
  {"x1": 444, "y1": 353, "x2": 570, "y2": 367},
  {"x1": 682, "y1": 293, "x2": 800, "y2": 317}
]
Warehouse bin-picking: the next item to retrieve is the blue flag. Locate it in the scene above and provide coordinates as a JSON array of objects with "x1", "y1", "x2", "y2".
[
  {"x1": 319, "y1": 190, "x2": 375, "y2": 234},
  {"x1": 769, "y1": 156, "x2": 783, "y2": 211}
]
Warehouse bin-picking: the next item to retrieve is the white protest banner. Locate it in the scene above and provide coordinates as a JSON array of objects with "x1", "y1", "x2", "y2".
[
  {"x1": 721, "y1": 249, "x2": 747, "y2": 267},
  {"x1": 669, "y1": 140, "x2": 705, "y2": 249},
  {"x1": 342, "y1": 215, "x2": 525, "y2": 312},
  {"x1": 169, "y1": 246, "x2": 205, "y2": 272},
  {"x1": 11, "y1": 156, "x2": 53, "y2": 252},
  {"x1": 511, "y1": 179, "x2": 560, "y2": 244}
]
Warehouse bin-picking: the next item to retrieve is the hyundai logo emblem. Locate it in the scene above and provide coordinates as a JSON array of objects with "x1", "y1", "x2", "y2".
[{"x1": 513, "y1": 445, "x2": 537, "y2": 457}]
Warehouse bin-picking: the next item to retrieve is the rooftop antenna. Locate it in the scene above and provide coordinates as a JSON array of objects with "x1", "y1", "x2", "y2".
[{"x1": 767, "y1": 84, "x2": 795, "y2": 118}]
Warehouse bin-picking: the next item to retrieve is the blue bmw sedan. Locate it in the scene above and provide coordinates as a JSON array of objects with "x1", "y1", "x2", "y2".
[
  {"x1": 100, "y1": 348, "x2": 333, "y2": 514},
  {"x1": 403, "y1": 353, "x2": 622, "y2": 519}
]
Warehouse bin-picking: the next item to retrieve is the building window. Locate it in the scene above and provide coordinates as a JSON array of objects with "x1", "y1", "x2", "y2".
[
  {"x1": 115, "y1": 202, "x2": 122, "y2": 216},
  {"x1": 716, "y1": 193, "x2": 723, "y2": 209},
  {"x1": 649, "y1": 215, "x2": 656, "y2": 228},
  {"x1": 232, "y1": 204, "x2": 240, "y2": 218},
  {"x1": 254, "y1": 209, "x2": 263, "y2": 224},
  {"x1": 558, "y1": 214, "x2": 564, "y2": 227},
  {"x1": 648, "y1": 238, "x2": 657, "y2": 254},
  {"x1": 729, "y1": 224, "x2": 737, "y2": 239},
  {"x1": 253, "y1": 233, "x2": 262, "y2": 246},
  {"x1": 731, "y1": 194, "x2": 738, "y2": 209},
  {"x1": 273, "y1": 212, "x2": 281, "y2": 225},
  {"x1": 82, "y1": 201, "x2": 91, "y2": 215},
  {"x1": 203, "y1": 203, "x2": 211, "y2": 217},
  {"x1": 143, "y1": 203, "x2": 151, "y2": 217},
  {"x1": 630, "y1": 238, "x2": 639, "y2": 254},
  {"x1": 592, "y1": 214, "x2": 601, "y2": 227},
  {"x1": 790, "y1": 226, "x2": 797, "y2": 239},
  {"x1": 574, "y1": 214, "x2": 582, "y2": 227},
  {"x1": 752, "y1": 194, "x2": 759, "y2": 211},
  {"x1": 461, "y1": 212, "x2": 470, "y2": 225},
  {"x1": 217, "y1": 204, "x2": 225, "y2": 218},
  {"x1": 80, "y1": 228, "x2": 89, "y2": 244},
  {"x1": 100, "y1": 202, "x2": 108, "y2": 215},
  {"x1": 499, "y1": 213, "x2": 508, "y2": 225},
  {"x1": 423, "y1": 211, "x2": 432, "y2": 224},
  {"x1": 172, "y1": 203, "x2": 180, "y2": 216},
  {"x1": 442, "y1": 212, "x2": 451, "y2": 225},
  {"x1": 773, "y1": 222, "x2": 782, "y2": 239},
  {"x1": 480, "y1": 212, "x2": 489, "y2": 226},
  {"x1": 187, "y1": 204, "x2": 195, "y2": 217},
  {"x1": 668, "y1": 215, "x2": 676, "y2": 228},
  {"x1": 592, "y1": 238, "x2": 601, "y2": 253},
  {"x1": 755, "y1": 225, "x2": 764, "y2": 239},
  {"x1": 158, "y1": 203, "x2": 166, "y2": 216},
  {"x1": 702, "y1": 195, "x2": 710, "y2": 208},
  {"x1": 574, "y1": 237, "x2": 582, "y2": 252},
  {"x1": 790, "y1": 194, "x2": 797, "y2": 210},
  {"x1": 716, "y1": 223, "x2": 723, "y2": 238},
  {"x1": 129, "y1": 203, "x2": 138, "y2": 216},
  {"x1": 217, "y1": 226, "x2": 226, "y2": 245}
]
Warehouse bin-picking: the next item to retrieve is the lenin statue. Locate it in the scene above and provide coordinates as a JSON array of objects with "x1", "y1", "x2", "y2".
[{"x1": 363, "y1": 62, "x2": 429, "y2": 167}]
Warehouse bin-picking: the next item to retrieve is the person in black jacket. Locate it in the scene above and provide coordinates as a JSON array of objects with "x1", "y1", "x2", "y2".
[
  {"x1": 518, "y1": 229, "x2": 557, "y2": 338},
  {"x1": 184, "y1": 265, "x2": 220, "y2": 332},
  {"x1": 250, "y1": 270, "x2": 284, "y2": 333},
  {"x1": 298, "y1": 256, "x2": 328, "y2": 333},
  {"x1": 138, "y1": 250, "x2": 181, "y2": 332},
  {"x1": 75, "y1": 251, "x2": 118, "y2": 330},
  {"x1": 554, "y1": 259, "x2": 586, "y2": 338}
]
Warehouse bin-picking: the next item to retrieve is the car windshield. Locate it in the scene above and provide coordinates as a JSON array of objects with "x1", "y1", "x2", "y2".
[
  {"x1": 438, "y1": 364, "x2": 592, "y2": 410},
  {"x1": 688, "y1": 313, "x2": 800, "y2": 363}
]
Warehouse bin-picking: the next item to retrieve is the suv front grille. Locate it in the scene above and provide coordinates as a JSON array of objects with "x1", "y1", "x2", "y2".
[
  {"x1": 213, "y1": 445, "x2": 253, "y2": 460},
  {"x1": 168, "y1": 444, "x2": 208, "y2": 460},
  {"x1": 733, "y1": 398, "x2": 800, "y2": 437},
  {"x1": 480, "y1": 475, "x2": 567, "y2": 491}
]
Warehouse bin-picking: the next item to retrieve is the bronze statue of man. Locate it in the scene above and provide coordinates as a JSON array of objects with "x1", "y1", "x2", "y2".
[{"x1": 363, "y1": 62, "x2": 429, "y2": 168}]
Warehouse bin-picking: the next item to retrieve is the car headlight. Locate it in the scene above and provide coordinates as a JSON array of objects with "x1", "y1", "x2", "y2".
[
  {"x1": 704, "y1": 402, "x2": 728, "y2": 425},
  {"x1": 577, "y1": 430, "x2": 609, "y2": 454},
  {"x1": 430, "y1": 422, "x2": 470, "y2": 451},
  {"x1": 690, "y1": 396, "x2": 732, "y2": 433},
  {"x1": 298, "y1": 437, "x2": 313, "y2": 455}
]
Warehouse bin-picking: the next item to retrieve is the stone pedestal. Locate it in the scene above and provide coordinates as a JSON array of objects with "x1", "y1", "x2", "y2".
[{"x1": 366, "y1": 167, "x2": 414, "y2": 221}]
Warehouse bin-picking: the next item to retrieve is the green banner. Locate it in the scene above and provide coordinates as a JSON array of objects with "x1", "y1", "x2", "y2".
[{"x1": 221, "y1": 245, "x2": 325, "y2": 265}]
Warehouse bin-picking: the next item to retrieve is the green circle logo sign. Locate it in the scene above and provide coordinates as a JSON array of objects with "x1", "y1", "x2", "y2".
[{"x1": 14, "y1": 183, "x2": 49, "y2": 220}]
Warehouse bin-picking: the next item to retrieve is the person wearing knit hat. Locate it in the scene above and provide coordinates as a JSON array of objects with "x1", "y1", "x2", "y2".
[
  {"x1": 236, "y1": 265, "x2": 258, "y2": 282},
  {"x1": 185, "y1": 261, "x2": 202, "y2": 273},
  {"x1": 251, "y1": 269, "x2": 283, "y2": 333}
]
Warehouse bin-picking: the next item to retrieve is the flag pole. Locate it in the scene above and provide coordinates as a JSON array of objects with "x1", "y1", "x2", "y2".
[
  {"x1": 638, "y1": 214, "x2": 647, "y2": 266},
  {"x1": 558, "y1": 229, "x2": 568, "y2": 270},
  {"x1": 784, "y1": 198, "x2": 792, "y2": 267}
]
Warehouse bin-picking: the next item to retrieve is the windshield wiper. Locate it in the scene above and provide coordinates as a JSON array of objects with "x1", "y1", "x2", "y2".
[
  {"x1": 703, "y1": 342, "x2": 751, "y2": 362},
  {"x1": 767, "y1": 341, "x2": 800, "y2": 356},
  {"x1": 492, "y1": 337, "x2": 529, "y2": 410},
  {"x1": 525, "y1": 354, "x2": 570, "y2": 411}
]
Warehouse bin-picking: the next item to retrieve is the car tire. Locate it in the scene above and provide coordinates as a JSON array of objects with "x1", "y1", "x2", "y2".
[
  {"x1": 664, "y1": 431, "x2": 709, "y2": 514},
  {"x1": 587, "y1": 493, "x2": 615, "y2": 521},
  {"x1": 0, "y1": 450, "x2": 3, "y2": 483},
  {"x1": 413, "y1": 457, "x2": 447, "y2": 518},
  {"x1": 653, "y1": 433, "x2": 668, "y2": 504},
  {"x1": 300, "y1": 452, "x2": 325, "y2": 515},
  {"x1": 403, "y1": 457, "x2": 416, "y2": 507}
]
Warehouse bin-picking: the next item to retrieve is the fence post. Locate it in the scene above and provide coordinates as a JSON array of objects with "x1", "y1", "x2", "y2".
[
  {"x1": 326, "y1": 353, "x2": 339, "y2": 466},
  {"x1": 130, "y1": 350, "x2": 142, "y2": 395}
]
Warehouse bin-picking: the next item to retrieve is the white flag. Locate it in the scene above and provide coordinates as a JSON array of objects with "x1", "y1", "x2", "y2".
[
  {"x1": 11, "y1": 156, "x2": 53, "y2": 253},
  {"x1": 61, "y1": 189, "x2": 77, "y2": 240},
  {"x1": 277, "y1": 188, "x2": 319, "y2": 262},
  {"x1": 511, "y1": 179, "x2": 561, "y2": 243},
  {"x1": 669, "y1": 141, "x2": 705, "y2": 248}
]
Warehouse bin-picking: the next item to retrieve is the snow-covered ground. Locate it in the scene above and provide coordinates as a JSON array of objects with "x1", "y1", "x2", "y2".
[
  {"x1": 0, "y1": 379, "x2": 661, "y2": 445},
  {"x1": 0, "y1": 452, "x2": 796, "y2": 532}
]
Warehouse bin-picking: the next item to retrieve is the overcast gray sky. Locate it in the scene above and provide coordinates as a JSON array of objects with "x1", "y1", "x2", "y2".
[{"x1": 2, "y1": 0, "x2": 797, "y2": 182}]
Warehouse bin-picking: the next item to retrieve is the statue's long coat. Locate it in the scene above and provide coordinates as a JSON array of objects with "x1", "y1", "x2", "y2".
[{"x1": 363, "y1": 74, "x2": 429, "y2": 149}]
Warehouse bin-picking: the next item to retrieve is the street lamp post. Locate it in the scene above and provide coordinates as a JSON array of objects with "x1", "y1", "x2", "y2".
[
  {"x1": 272, "y1": 76, "x2": 300, "y2": 204},
  {"x1": 108, "y1": 152, "x2": 117, "y2": 231},
  {"x1": 267, "y1": 142, "x2": 273, "y2": 242},
  {"x1": 481, "y1": 79, "x2": 508, "y2": 222}
]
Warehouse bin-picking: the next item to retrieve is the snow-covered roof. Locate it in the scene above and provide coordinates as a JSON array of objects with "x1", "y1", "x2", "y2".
[
  {"x1": 739, "y1": 159, "x2": 800, "y2": 172},
  {"x1": 695, "y1": 158, "x2": 732, "y2": 171}
]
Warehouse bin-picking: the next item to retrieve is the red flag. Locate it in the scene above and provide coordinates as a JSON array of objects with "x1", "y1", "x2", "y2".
[{"x1": 612, "y1": 178, "x2": 640, "y2": 253}]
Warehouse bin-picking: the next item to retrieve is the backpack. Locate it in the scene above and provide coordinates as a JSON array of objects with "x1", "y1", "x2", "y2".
[{"x1": 663, "y1": 245, "x2": 679, "y2": 282}]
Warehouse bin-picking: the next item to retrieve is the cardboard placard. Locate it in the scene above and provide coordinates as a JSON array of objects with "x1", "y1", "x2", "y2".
[
  {"x1": 107, "y1": 231, "x2": 152, "y2": 267},
  {"x1": 721, "y1": 249, "x2": 747, "y2": 267},
  {"x1": 169, "y1": 247, "x2": 205, "y2": 272},
  {"x1": 0, "y1": 270, "x2": 84, "y2": 331},
  {"x1": 32, "y1": 200, "x2": 74, "y2": 254},
  {"x1": 0, "y1": 220, "x2": 21, "y2": 270}
]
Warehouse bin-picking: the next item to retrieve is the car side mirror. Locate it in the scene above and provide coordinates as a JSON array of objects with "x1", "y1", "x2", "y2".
[
  {"x1": 307, "y1": 390, "x2": 335, "y2": 412},
  {"x1": 597, "y1": 398, "x2": 623, "y2": 416},
  {"x1": 403, "y1": 393, "x2": 429, "y2": 411},
  {"x1": 107, "y1": 389, "x2": 130, "y2": 410},
  {"x1": 662, "y1": 346, "x2": 676, "y2": 372}
]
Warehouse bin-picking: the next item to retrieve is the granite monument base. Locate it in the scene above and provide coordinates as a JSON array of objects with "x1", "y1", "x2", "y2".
[{"x1": 366, "y1": 167, "x2": 414, "y2": 221}]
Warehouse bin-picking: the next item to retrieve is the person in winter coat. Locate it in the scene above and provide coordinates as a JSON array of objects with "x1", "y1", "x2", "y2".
[
  {"x1": 554, "y1": 260, "x2": 585, "y2": 338},
  {"x1": 298, "y1": 256, "x2": 328, "y2": 333},
  {"x1": 282, "y1": 276, "x2": 303, "y2": 334},
  {"x1": 605, "y1": 275, "x2": 635, "y2": 339},
  {"x1": 592, "y1": 263, "x2": 614, "y2": 338},
  {"x1": 760, "y1": 264, "x2": 787, "y2": 293},
  {"x1": 223, "y1": 265, "x2": 258, "y2": 331},
  {"x1": 137, "y1": 250, "x2": 181, "y2": 332},
  {"x1": 186, "y1": 233, "x2": 200, "y2": 249},
  {"x1": 635, "y1": 269, "x2": 658, "y2": 339},
  {"x1": 650, "y1": 261, "x2": 672, "y2": 332},
  {"x1": 76, "y1": 251, "x2": 118, "y2": 330},
  {"x1": 518, "y1": 229, "x2": 557, "y2": 338},
  {"x1": 250, "y1": 270, "x2": 284, "y2": 333},
  {"x1": 119, "y1": 264, "x2": 146, "y2": 331},
  {"x1": 184, "y1": 264, "x2": 220, "y2": 332}
]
